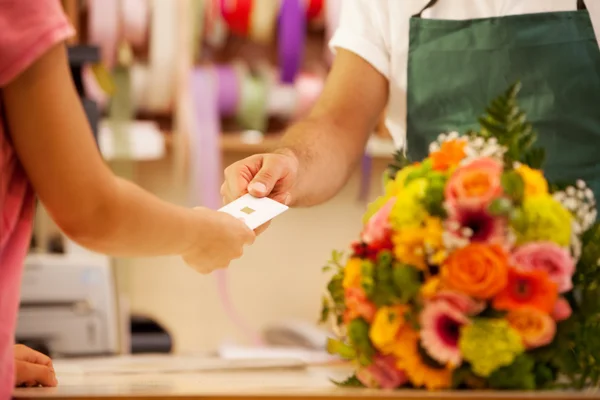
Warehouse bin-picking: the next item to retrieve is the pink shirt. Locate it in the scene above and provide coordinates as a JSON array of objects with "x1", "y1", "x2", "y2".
[{"x1": 0, "y1": 0, "x2": 73, "y2": 394}]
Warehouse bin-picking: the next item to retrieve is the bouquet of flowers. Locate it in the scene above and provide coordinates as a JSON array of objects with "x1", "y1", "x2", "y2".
[{"x1": 320, "y1": 83, "x2": 600, "y2": 391}]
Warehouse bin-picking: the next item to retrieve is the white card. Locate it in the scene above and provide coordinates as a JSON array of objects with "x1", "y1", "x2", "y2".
[{"x1": 219, "y1": 194, "x2": 289, "y2": 230}]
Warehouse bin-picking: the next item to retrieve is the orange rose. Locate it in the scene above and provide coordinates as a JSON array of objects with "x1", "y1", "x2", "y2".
[
  {"x1": 506, "y1": 308, "x2": 556, "y2": 349},
  {"x1": 441, "y1": 244, "x2": 509, "y2": 299},
  {"x1": 430, "y1": 139, "x2": 467, "y2": 171},
  {"x1": 445, "y1": 157, "x2": 503, "y2": 211}
]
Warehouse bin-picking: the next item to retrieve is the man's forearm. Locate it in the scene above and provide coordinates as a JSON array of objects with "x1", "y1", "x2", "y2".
[{"x1": 277, "y1": 116, "x2": 371, "y2": 207}]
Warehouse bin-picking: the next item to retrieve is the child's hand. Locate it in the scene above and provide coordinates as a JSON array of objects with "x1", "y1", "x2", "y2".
[
  {"x1": 182, "y1": 209, "x2": 256, "y2": 274},
  {"x1": 14, "y1": 344, "x2": 57, "y2": 388}
]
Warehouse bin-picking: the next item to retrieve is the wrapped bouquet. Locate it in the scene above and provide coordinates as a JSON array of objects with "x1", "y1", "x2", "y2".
[{"x1": 320, "y1": 83, "x2": 600, "y2": 391}]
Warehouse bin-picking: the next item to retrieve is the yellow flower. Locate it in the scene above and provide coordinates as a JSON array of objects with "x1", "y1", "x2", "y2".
[
  {"x1": 516, "y1": 195, "x2": 573, "y2": 247},
  {"x1": 342, "y1": 258, "x2": 362, "y2": 289},
  {"x1": 423, "y1": 216, "x2": 447, "y2": 265},
  {"x1": 517, "y1": 165, "x2": 548, "y2": 197},
  {"x1": 393, "y1": 226, "x2": 427, "y2": 270},
  {"x1": 394, "y1": 326, "x2": 453, "y2": 390},
  {"x1": 390, "y1": 179, "x2": 428, "y2": 229},
  {"x1": 369, "y1": 305, "x2": 408, "y2": 354},
  {"x1": 421, "y1": 277, "x2": 443, "y2": 298}
]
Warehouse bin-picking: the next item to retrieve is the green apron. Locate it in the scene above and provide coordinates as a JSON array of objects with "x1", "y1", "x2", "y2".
[{"x1": 406, "y1": 0, "x2": 600, "y2": 200}]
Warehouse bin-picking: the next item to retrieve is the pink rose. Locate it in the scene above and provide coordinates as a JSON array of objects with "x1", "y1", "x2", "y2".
[
  {"x1": 356, "y1": 355, "x2": 408, "y2": 389},
  {"x1": 431, "y1": 290, "x2": 485, "y2": 316},
  {"x1": 361, "y1": 197, "x2": 395, "y2": 245},
  {"x1": 445, "y1": 157, "x2": 503, "y2": 211},
  {"x1": 512, "y1": 242, "x2": 575, "y2": 293},
  {"x1": 552, "y1": 297, "x2": 573, "y2": 322}
]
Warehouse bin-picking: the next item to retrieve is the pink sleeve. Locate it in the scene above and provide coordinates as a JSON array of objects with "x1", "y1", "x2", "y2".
[{"x1": 0, "y1": 0, "x2": 75, "y2": 86}]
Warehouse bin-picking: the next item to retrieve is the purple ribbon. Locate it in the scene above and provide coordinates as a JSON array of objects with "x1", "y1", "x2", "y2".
[
  {"x1": 216, "y1": 65, "x2": 241, "y2": 117},
  {"x1": 278, "y1": 0, "x2": 305, "y2": 83},
  {"x1": 190, "y1": 67, "x2": 262, "y2": 346}
]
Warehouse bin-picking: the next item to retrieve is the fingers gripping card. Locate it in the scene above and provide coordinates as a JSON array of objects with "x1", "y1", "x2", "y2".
[{"x1": 218, "y1": 194, "x2": 289, "y2": 230}]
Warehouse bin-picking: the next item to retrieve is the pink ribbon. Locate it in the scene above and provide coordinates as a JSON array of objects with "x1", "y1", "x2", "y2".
[
  {"x1": 121, "y1": 0, "x2": 149, "y2": 50},
  {"x1": 88, "y1": 0, "x2": 119, "y2": 69},
  {"x1": 190, "y1": 67, "x2": 262, "y2": 346}
]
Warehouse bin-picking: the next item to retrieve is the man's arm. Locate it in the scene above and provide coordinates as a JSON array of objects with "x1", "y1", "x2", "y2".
[{"x1": 276, "y1": 49, "x2": 388, "y2": 206}]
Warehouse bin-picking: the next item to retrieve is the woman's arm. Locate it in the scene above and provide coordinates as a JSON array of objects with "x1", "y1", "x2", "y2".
[{"x1": 3, "y1": 42, "x2": 253, "y2": 262}]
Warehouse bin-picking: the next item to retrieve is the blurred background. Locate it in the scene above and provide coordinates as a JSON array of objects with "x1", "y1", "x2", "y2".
[{"x1": 18, "y1": 0, "x2": 396, "y2": 363}]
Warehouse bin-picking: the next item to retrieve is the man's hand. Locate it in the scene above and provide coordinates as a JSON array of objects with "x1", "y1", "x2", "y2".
[
  {"x1": 221, "y1": 150, "x2": 299, "y2": 205},
  {"x1": 14, "y1": 344, "x2": 57, "y2": 388}
]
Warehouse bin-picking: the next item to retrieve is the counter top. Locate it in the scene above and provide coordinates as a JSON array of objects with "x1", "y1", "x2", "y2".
[{"x1": 13, "y1": 356, "x2": 600, "y2": 400}]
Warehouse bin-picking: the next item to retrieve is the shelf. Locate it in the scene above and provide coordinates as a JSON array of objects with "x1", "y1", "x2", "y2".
[
  {"x1": 219, "y1": 131, "x2": 395, "y2": 159},
  {"x1": 220, "y1": 132, "x2": 284, "y2": 153}
]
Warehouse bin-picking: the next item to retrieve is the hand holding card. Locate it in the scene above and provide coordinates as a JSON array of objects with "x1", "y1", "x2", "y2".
[{"x1": 219, "y1": 194, "x2": 289, "y2": 230}]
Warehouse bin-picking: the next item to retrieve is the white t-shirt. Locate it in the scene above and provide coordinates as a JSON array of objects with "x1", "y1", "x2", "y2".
[{"x1": 329, "y1": 0, "x2": 600, "y2": 150}]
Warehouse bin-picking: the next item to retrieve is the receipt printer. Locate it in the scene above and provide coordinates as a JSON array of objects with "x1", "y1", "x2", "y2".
[{"x1": 16, "y1": 254, "x2": 120, "y2": 357}]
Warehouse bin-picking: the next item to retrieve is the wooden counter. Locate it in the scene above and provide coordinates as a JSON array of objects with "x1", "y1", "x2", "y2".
[{"x1": 12, "y1": 357, "x2": 600, "y2": 400}]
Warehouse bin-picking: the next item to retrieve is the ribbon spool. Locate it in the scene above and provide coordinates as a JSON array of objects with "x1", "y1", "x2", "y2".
[
  {"x1": 88, "y1": 0, "x2": 119, "y2": 69},
  {"x1": 305, "y1": 0, "x2": 324, "y2": 21},
  {"x1": 204, "y1": 0, "x2": 228, "y2": 47},
  {"x1": 278, "y1": 0, "x2": 306, "y2": 84},
  {"x1": 250, "y1": 0, "x2": 280, "y2": 43},
  {"x1": 293, "y1": 72, "x2": 324, "y2": 120},
  {"x1": 144, "y1": 0, "x2": 178, "y2": 114},
  {"x1": 236, "y1": 67, "x2": 269, "y2": 132},
  {"x1": 190, "y1": 68, "x2": 262, "y2": 346},
  {"x1": 120, "y1": 0, "x2": 149, "y2": 50},
  {"x1": 220, "y1": 0, "x2": 253, "y2": 37},
  {"x1": 215, "y1": 65, "x2": 242, "y2": 117}
]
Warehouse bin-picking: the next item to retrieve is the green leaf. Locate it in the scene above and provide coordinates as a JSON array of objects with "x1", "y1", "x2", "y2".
[
  {"x1": 326, "y1": 338, "x2": 357, "y2": 360},
  {"x1": 477, "y1": 81, "x2": 545, "y2": 169},
  {"x1": 392, "y1": 264, "x2": 421, "y2": 304},
  {"x1": 488, "y1": 354, "x2": 537, "y2": 390},
  {"x1": 387, "y1": 150, "x2": 411, "y2": 181},
  {"x1": 360, "y1": 261, "x2": 376, "y2": 297},
  {"x1": 488, "y1": 197, "x2": 513, "y2": 217},
  {"x1": 347, "y1": 318, "x2": 376, "y2": 365},
  {"x1": 501, "y1": 171, "x2": 525, "y2": 204},
  {"x1": 320, "y1": 296, "x2": 330, "y2": 324},
  {"x1": 331, "y1": 374, "x2": 365, "y2": 388},
  {"x1": 422, "y1": 173, "x2": 448, "y2": 218},
  {"x1": 371, "y1": 255, "x2": 398, "y2": 307}
]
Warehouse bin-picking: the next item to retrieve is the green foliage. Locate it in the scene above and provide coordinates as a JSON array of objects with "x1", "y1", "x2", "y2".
[
  {"x1": 452, "y1": 364, "x2": 487, "y2": 389},
  {"x1": 488, "y1": 197, "x2": 513, "y2": 217},
  {"x1": 422, "y1": 171, "x2": 448, "y2": 218},
  {"x1": 488, "y1": 354, "x2": 536, "y2": 390},
  {"x1": 530, "y1": 224, "x2": 600, "y2": 389},
  {"x1": 370, "y1": 251, "x2": 400, "y2": 307},
  {"x1": 392, "y1": 264, "x2": 421, "y2": 304},
  {"x1": 326, "y1": 338, "x2": 357, "y2": 360},
  {"x1": 501, "y1": 170, "x2": 525, "y2": 204},
  {"x1": 320, "y1": 250, "x2": 347, "y2": 325},
  {"x1": 348, "y1": 318, "x2": 376, "y2": 366},
  {"x1": 477, "y1": 81, "x2": 545, "y2": 169},
  {"x1": 387, "y1": 149, "x2": 411, "y2": 181},
  {"x1": 331, "y1": 374, "x2": 365, "y2": 388},
  {"x1": 360, "y1": 260, "x2": 376, "y2": 297}
]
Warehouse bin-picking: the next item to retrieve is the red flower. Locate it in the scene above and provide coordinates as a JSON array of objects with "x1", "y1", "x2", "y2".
[{"x1": 493, "y1": 268, "x2": 558, "y2": 313}]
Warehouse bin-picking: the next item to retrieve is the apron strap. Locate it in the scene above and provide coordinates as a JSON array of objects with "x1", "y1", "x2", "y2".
[{"x1": 413, "y1": 0, "x2": 586, "y2": 18}]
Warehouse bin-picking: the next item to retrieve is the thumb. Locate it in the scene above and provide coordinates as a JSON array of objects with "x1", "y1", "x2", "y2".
[
  {"x1": 15, "y1": 360, "x2": 57, "y2": 387},
  {"x1": 247, "y1": 157, "x2": 286, "y2": 197}
]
